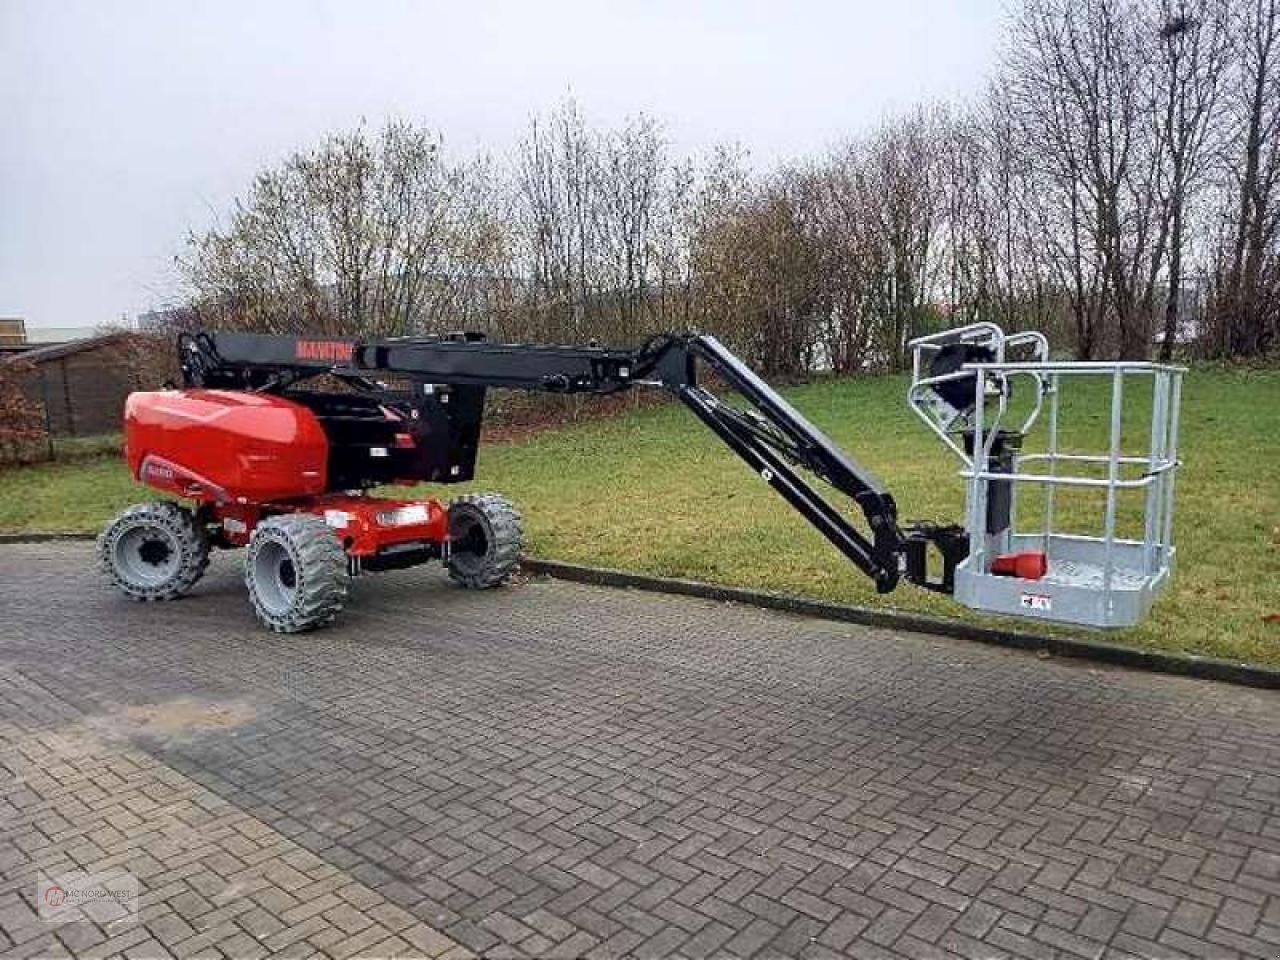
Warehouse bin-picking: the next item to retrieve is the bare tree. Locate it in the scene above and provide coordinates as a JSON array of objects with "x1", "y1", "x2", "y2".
[
  {"x1": 687, "y1": 108, "x2": 947, "y2": 376},
  {"x1": 803, "y1": 147, "x2": 889, "y2": 373},
  {"x1": 182, "y1": 121, "x2": 487, "y2": 336},
  {"x1": 685, "y1": 145, "x2": 758, "y2": 353},
  {"x1": 1002, "y1": 0, "x2": 1169, "y2": 358},
  {"x1": 1208, "y1": 0, "x2": 1280, "y2": 357},
  {"x1": 512, "y1": 101, "x2": 691, "y2": 345},
  {"x1": 864, "y1": 108, "x2": 945, "y2": 369},
  {"x1": 689, "y1": 162, "x2": 820, "y2": 376},
  {"x1": 516, "y1": 103, "x2": 589, "y2": 339},
  {"x1": 1151, "y1": 0, "x2": 1230, "y2": 360},
  {"x1": 948, "y1": 83, "x2": 1091, "y2": 346}
]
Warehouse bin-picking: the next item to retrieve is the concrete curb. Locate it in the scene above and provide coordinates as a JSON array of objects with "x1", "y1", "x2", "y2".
[
  {"x1": 522, "y1": 558, "x2": 1280, "y2": 691},
  {"x1": 2, "y1": 532, "x2": 1274, "y2": 689}
]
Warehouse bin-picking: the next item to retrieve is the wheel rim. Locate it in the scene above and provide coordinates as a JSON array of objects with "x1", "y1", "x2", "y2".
[
  {"x1": 114, "y1": 525, "x2": 180, "y2": 588},
  {"x1": 451, "y1": 516, "x2": 489, "y2": 572},
  {"x1": 253, "y1": 540, "x2": 297, "y2": 616}
]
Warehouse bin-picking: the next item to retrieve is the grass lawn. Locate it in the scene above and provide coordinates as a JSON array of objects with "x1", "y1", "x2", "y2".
[{"x1": 2, "y1": 368, "x2": 1277, "y2": 664}]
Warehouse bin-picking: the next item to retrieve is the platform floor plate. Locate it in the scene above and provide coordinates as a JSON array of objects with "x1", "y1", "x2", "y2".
[{"x1": 1041, "y1": 557, "x2": 1148, "y2": 591}]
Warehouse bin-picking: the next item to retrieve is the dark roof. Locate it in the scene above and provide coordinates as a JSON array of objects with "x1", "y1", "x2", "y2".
[{"x1": 1, "y1": 332, "x2": 131, "y2": 365}]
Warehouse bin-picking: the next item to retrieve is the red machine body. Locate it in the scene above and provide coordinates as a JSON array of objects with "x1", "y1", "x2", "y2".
[{"x1": 124, "y1": 389, "x2": 449, "y2": 557}]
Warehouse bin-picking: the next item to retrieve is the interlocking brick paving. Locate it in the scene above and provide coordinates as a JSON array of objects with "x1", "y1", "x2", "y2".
[{"x1": 1, "y1": 541, "x2": 1279, "y2": 959}]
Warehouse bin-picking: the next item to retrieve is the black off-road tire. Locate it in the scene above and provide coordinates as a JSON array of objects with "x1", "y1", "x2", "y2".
[
  {"x1": 245, "y1": 514, "x2": 347, "y2": 633},
  {"x1": 98, "y1": 501, "x2": 210, "y2": 601},
  {"x1": 446, "y1": 493, "x2": 523, "y2": 589}
]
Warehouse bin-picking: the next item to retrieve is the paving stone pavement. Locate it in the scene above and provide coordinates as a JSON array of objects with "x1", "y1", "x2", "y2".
[{"x1": 1, "y1": 543, "x2": 1279, "y2": 960}]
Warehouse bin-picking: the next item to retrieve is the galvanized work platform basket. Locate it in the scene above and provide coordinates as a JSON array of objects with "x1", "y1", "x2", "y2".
[{"x1": 910, "y1": 324, "x2": 1184, "y2": 629}]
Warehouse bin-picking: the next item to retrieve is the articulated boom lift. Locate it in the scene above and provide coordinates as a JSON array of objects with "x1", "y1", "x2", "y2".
[{"x1": 101, "y1": 324, "x2": 1183, "y2": 632}]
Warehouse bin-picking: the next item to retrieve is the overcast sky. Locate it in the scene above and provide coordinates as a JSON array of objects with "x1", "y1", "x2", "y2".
[{"x1": 0, "y1": 0, "x2": 1005, "y2": 329}]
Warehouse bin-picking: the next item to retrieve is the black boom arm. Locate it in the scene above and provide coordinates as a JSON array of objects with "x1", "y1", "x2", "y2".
[
  {"x1": 181, "y1": 330, "x2": 968, "y2": 595},
  {"x1": 642, "y1": 335, "x2": 903, "y2": 593},
  {"x1": 346, "y1": 332, "x2": 903, "y2": 591}
]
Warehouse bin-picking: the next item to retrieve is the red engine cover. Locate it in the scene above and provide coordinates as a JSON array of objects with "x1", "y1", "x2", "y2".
[{"x1": 126, "y1": 390, "x2": 329, "y2": 504}]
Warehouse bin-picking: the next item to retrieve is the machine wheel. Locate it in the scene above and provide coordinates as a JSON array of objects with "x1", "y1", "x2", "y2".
[
  {"x1": 245, "y1": 514, "x2": 347, "y2": 633},
  {"x1": 446, "y1": 493, "x2": 523, "y2": 589},
  {"x1": 98, "y1": 501, "x2": 210, "y2": 601}
]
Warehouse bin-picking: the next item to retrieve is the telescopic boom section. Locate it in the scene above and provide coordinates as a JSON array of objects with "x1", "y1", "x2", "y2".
[{"x1": 181, "y1": 330, "x2": 916, "y2": 593}]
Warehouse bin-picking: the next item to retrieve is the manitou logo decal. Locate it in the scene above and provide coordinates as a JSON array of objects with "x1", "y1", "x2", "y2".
[
  {"x1": 143, "y1": 461, "x2": 175, "y2": 481},
  {"x1": 295, "y1": 339, "x2": 352, "y2": 363}
]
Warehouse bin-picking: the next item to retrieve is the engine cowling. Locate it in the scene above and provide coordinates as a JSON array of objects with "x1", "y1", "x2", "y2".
[{"x1": 125, "y1": 389, "x2": 329, "y2": 504}]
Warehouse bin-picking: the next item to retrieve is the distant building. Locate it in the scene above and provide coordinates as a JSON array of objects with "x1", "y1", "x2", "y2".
[
  {"x1": 25, "y1": 325, "x2": 100, "y2": 344},
  {"x1": 0, "y1": 319, "x2": 103, "y2": 354},
  {"x1": 0, "y1": 317, "x2": 26, "y2": 347},
  {"x1": 3, "y1": 333, "x2": 139, "y2": 437}
]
